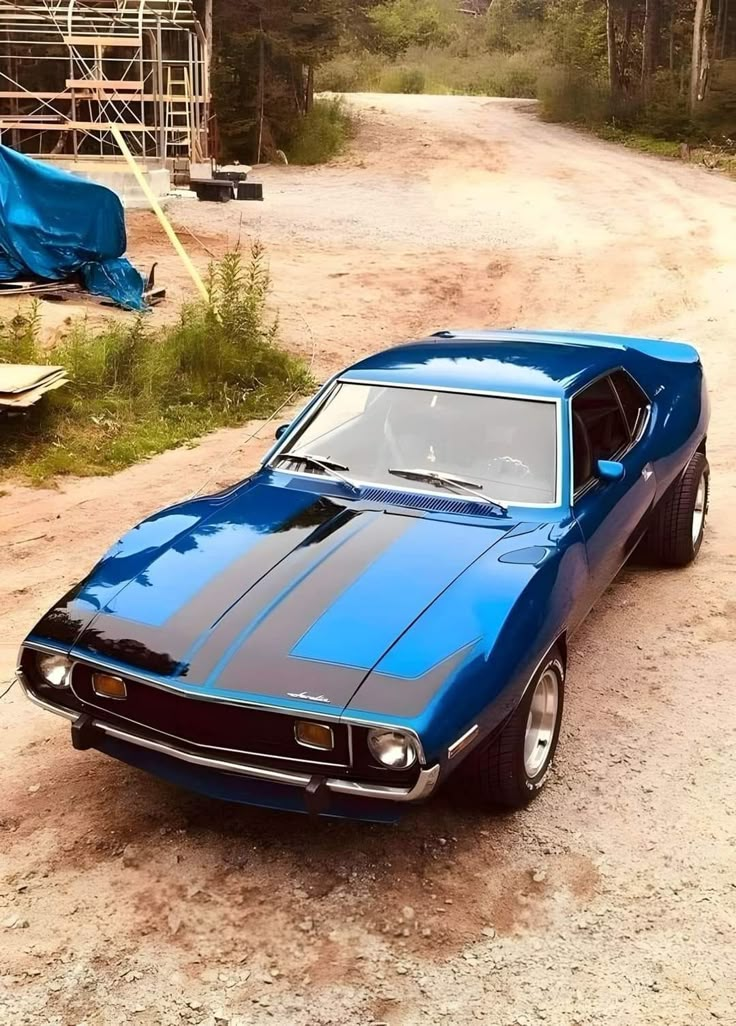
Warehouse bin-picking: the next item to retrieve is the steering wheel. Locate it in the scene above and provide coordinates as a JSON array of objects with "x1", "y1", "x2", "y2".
[{"x1": 488, "y1": 455, "x2": 532, "y2": 478}]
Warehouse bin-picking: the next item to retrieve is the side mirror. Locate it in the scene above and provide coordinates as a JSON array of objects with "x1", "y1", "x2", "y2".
[
  {"x1": 596, "y1": 459, "x2": 625, "y2": 482},
  {"x1": 275, "y1": 423, "x2": 290, "y2": 441}
]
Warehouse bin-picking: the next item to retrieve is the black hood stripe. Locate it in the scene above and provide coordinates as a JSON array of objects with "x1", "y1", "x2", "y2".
[
  {"x1": 191, "y1": 512, "x2": 413, "y2": 701},
  {"x1": 71, "y1": 495, "x2": 351, "y2": 677}
]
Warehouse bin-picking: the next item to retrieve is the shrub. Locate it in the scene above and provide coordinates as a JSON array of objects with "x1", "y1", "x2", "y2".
[
  {"x1": 639, "y1": 72, "x2": 694, "y2": 140},
  {"x1": 286, "y1": 97, "x2": 354, "y2": 165},
  {"x1": 379, "y1": 66, "x2": 426, "y2": 93},
  {"x1": 0, "y1": 302, "x2": 43, "y2": 364},
  {"x1": 537, "y1": 66, "x2": 610, "y2": 124},
  {"x1": 0, "y1": 246, "x2": 313, "y2": 482}
]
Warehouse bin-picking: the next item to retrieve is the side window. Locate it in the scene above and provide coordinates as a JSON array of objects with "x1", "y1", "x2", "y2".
[
  {"x1": 610, "y1": 369, "x2": 649, "y2": 439},
  {"x1": 572, "y1": 376, "x2": 629, "y2": 492}
]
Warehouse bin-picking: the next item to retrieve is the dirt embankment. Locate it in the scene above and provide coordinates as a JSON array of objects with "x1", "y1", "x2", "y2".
[{"x1": 1, "y1": 95, "x2": 735, "y2": 1026}]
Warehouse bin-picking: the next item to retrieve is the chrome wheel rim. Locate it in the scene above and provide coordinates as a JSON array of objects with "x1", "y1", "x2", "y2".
[
  {"x1": 524, "y1": 668, "x2": 559, "y2": 778},
  {"x1": 692, "y1": 475, "x2": 706, "y2": 546}
]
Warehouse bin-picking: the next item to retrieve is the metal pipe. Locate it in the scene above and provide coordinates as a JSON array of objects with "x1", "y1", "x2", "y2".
[
  {"x1": 191, "y1": 28, "x2": 200, "y2": 159},
  {"x1": 155, "y1": 16, "x2": 164, "y2": 160},
  {"x1": 138, "y1": 0, "x2": 145, "y2": 157},
  {"x1": 187, "y1": 27, "x2": 194, "y2": 160}
]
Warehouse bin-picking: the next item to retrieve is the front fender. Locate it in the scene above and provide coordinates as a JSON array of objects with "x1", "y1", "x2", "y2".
[{"x1": 346, "y1": 518, "x2": 587, "y2": 764}]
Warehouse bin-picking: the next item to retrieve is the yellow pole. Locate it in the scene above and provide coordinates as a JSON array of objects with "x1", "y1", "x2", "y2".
[{"x1": 109, "y1": 124, "x2": 210, "y2": 304}]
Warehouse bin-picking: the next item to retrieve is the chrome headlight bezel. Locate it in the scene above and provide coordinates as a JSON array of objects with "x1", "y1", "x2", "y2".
[
  {"x1": 367, "y1": 728, "x2": 418, "y2": 770},
  {"x1": 35, "y1": 652, "x2": 73, "y2": 689}
]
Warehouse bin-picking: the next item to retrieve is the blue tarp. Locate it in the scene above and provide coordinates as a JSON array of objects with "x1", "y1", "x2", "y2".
[{"x1": 0, "y1": 144, "x2": 146, "y2": 310}]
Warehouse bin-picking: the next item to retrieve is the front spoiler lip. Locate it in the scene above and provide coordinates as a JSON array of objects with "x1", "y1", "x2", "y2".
[{"x1": 18, "y1": 673, "x2": 440, "y2": 804}]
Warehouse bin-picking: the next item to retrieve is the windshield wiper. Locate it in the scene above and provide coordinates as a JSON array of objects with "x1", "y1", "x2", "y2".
[
  {"x1": 275, "y1": 451, "x2": 358, "y2": 492},
  {"x1": 388, "y1": 467, "x2": 508, "y2": 513}
]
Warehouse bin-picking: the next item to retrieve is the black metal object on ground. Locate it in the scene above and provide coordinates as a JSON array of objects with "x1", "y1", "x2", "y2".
[
  {"x1": 190, "y1": 179, "x2": 234, "y2": 202},
  {"x1": 214, "y1": 170, "x2": 246, "y2": 183},
  {"x1": 237, "y1": 182, "x2": 264, "y2": 201}
]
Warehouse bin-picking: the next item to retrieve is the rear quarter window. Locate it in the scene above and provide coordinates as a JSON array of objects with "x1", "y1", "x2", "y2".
[{"x1": 609, "y1": 369, "x2": 649, "y2": 438}]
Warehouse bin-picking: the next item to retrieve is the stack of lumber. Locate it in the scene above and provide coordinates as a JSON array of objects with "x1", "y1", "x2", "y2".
[{"x1": 0, "y1": 364, "x2": 67, "y2": 413}]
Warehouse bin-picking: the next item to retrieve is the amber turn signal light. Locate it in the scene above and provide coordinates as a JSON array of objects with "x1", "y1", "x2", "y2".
[
  {"x1": 295, "y1": 720, "x2": 334, "y2": 751},
  {"x1": 92, "y1": 673, "x2": 127, "y2": 700}
]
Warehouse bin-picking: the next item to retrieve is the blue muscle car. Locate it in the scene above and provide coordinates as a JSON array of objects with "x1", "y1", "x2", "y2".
[{"x1": 18, "y1": 330, "x2": 710, "y2": 821}]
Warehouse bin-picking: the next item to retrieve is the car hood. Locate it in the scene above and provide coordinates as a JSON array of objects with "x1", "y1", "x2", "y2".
[{"x1": 30, "y1": 480, "x2": 520, "y2": 714}]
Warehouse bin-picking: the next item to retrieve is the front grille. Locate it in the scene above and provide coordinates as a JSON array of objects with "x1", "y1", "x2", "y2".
[{"x1": 70, "y1": 665, "x2": 350, "y2": 767}]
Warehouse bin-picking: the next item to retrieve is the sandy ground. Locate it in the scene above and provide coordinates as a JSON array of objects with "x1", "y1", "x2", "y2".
[{"x1": 1, "y1": 95, "x2": 736, "y2": 1026}]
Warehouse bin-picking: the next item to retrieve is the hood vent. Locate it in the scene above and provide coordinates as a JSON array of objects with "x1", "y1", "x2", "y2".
[{"x1": 358, "y1": 486, "x2": 503, "y2": 518}]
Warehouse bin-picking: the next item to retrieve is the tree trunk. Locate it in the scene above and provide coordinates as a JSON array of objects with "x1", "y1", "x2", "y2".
[
  {"x1": 306, "y1": 65, "x2": 314, "y2": 113},
  {"x1": 641, "y1": 0, "x2": 659, "y2": 92},
  {"x1": 606, "y1": 0, "x2": 618, "y2": 97},
  {"x1": 204, "y1": 0, "x2": 212, "y2": 57},
  {"x1": 689, "y1": 0, "x2": 712, "y2": 109},
  {"x1": 255, "y1": 20, "x2": 265, "y2": 163},
  {"x1": 714, "y1": 0, "x2": 724, "y2": 57},
  {"x1": 718, "y1": 0, "x2": 729, "y2": 57},
  {"x1": 620, "y1": 6, "x2": 634, "y2": 89}
]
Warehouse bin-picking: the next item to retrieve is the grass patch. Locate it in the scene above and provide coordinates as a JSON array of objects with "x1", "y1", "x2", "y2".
[
  {"x1": 318, "y1": 46, "x2": 548, "y2": 98},
  {"x1": 0, "y1": 246, "x2": 313, "y2": 484},
  {"x1": 286, "y1": 97, "x2": 354, "y2": 165},
  {"x1": 591, "y1": 125, "x2": 682, "y2": 157},
  {"x1": 574, "y1": 123, "x2": 736, "y2": 177}
]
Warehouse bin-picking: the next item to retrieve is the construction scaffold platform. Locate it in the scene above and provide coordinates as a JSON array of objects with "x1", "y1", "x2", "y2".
[{"x1": 0, "y1": 0, "x2": 210, "y2": 163}]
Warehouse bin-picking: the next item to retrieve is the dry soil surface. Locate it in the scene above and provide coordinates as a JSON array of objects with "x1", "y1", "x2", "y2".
[{"x1": 1, "y1": 95, "x2": 735, "y2": 1026}]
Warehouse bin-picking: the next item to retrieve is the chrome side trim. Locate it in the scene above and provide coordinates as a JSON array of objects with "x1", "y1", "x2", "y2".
[
  {"x1": 447, "y1": 724, "x2": 479, "y2": 759},
  {"x1": 569, "y1": 364, "x2": 653, "y2": 504},
  {"x1": 519, "y1": 635, "x2": 567, "y2": 702}
]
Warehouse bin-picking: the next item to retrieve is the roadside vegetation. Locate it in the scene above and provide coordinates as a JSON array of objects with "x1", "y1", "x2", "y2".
[
  {"x1": 0, "y1": 247, "x2": 312, "y2": 484},
  {"x1": 286, "y1": 97, "x2": 354, "y2": 165},
  {"x1": 310, "y1": 0, "x2": 736, "y2": 168}
]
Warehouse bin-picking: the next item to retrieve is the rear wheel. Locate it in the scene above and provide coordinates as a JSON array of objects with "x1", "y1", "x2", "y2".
[
  {"x1": 462, "y1": 649, "x2": 565, "y2": 810},
  {"x1": 638, "y1": 452, "x2": 709, "y2": 567}
]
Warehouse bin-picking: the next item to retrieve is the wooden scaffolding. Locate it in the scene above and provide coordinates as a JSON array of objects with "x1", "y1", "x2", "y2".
[{"x1": 0, "y1": 0, "x2": 210, "y2": 162}]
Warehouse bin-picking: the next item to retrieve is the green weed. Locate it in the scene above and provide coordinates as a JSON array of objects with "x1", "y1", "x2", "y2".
[
  {"x1": 0, "y1": 246, "x2": 313, "y2": 484},
  {"x1": 287, "y1": 98, "x2": 354, "y2": 165}
]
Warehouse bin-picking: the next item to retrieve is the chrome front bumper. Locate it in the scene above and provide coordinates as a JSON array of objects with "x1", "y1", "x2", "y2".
[{"x1": 20, "y1": 676, "x2": 440, "y2": 804}]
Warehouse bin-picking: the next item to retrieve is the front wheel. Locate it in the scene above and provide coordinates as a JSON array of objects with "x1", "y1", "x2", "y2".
[{"x1": 461, "y1": 649, "x2": 565, "y2": 810}]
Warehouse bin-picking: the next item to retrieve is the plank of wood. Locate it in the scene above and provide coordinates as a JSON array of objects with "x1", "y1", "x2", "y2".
[
  {"x1": 0, "y1": 377, "x2": 68, "y2": 409},
  {"x1": 0, "y1": 121, "x2": 150, "y2": 132},
  {"x1": 0, "y1": 91, "x2": 206, "y2": 102},
  {"x1": 63, "y1": 35, "x2": 141, "y2": 47},
  {"x1": 0, "y1": 365, "x2": 66, "y2": 394},
  {"x1": 66, "y1": 79, "x2": 144, "y2": 90}
]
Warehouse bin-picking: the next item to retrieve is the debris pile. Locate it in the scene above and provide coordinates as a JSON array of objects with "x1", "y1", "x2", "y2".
[
  {"x1": 0, "y1": 144, "x2": 146, "y2": 309},
  {"x1": 0, "y1": 363, "x2": 67, "y2": 414}
]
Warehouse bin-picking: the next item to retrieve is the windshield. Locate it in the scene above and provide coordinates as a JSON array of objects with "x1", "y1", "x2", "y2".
[{"x1": 276, "y1": 381, "x2": 558, "y2": 505}]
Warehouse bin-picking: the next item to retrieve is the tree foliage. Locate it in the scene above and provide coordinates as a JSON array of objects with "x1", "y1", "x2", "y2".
[
  {"x1": 207, "y1": 0, "x2": 378, "y2": 160},
  {"x1": 367, "y1": 0, "x2": 451, "y2": 56},
  {"x1": 208, "y1": 0, "x2": 736, "y2": 160}
]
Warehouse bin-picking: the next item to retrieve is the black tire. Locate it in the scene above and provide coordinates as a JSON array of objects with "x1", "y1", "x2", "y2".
[
  {"x1": 461, "y1": 648, "x2": 565, "y2": 810},
  {"x1": 638, "y1": 452, "x2": 709, "y2": 567}
]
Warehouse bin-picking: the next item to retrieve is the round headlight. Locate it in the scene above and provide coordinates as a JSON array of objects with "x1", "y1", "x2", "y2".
[
  {"x1": 36, "y1": 653, "x2": 72, "y2": 689},
  {"x1": 367, "y1": 729, "x2": 418, "y2": 769}
]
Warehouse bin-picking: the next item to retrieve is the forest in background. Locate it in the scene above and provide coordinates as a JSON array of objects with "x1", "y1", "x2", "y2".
[{"x1": 209, "y1": 0, "x2": 735, "y2": 163}]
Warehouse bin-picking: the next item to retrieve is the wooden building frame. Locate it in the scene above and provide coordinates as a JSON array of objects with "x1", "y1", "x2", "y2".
[{"x1": 0, "y1": 1, "x2": 210, "y2": 161}]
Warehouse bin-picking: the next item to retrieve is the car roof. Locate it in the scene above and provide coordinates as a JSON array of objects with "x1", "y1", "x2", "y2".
[{"x1": 340, "y1": 329, "x2": 659, "y2": 399}]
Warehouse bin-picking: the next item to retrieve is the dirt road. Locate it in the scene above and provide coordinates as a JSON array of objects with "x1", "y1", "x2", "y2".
[{"x1": 1, "y1": 95, "x2": 735, "y2": 1026}]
